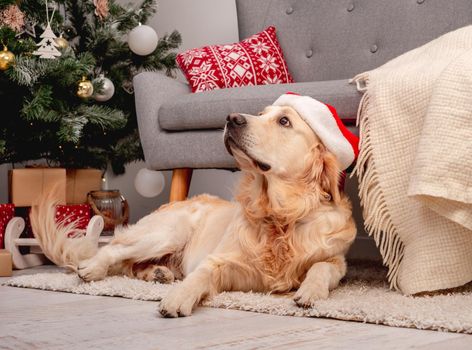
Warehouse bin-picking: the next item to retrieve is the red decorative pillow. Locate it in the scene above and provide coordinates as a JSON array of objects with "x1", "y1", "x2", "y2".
[{"x1": 176, "y1": 26, "x2": 294, "y2": 93}]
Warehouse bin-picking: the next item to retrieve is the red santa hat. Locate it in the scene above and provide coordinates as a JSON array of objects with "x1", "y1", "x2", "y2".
[{"x1": 273, "y1": 92, "x2": 359, "y2": 170}]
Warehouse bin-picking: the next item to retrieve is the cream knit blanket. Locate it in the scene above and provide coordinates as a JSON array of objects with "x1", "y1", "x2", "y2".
[{"x1": 352, "y1": 26, "x2": 472, "y2": 295}]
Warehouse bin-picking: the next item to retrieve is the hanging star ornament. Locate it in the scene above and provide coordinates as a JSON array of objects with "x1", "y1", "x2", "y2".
[{"x1": 15, "y1": 17, "x2": 37, "y2": 38}]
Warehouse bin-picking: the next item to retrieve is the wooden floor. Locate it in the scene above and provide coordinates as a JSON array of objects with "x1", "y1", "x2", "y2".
[{"x1": 1, "y1": 267, "x2": 471, "y2": 350}]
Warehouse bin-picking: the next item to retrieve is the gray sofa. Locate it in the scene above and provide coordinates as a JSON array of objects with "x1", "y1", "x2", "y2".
[{"x1": 134, "y1": 0, "x2": 471, "y2": 199}]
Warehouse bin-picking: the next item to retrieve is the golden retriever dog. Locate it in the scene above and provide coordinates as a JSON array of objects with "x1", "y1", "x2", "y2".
[{"x1": 30, "y1": 104, "x2": 356, "y2": 317}]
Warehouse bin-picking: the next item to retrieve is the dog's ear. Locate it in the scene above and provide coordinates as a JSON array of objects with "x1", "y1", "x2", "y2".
[{"x1": 305, "y1": 144, "x2": 341, "y2": 203}]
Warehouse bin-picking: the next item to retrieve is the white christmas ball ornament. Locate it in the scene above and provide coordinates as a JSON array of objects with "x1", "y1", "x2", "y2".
[
  {"x1": 93, "y1": 75, "x2": 115, "y2": 102},
  {"x1": 128, "y1": 24, "x2": 158, "y2": 56},
  {"x1": 134, "y1": 168, "x2": 165, "y2": 197}
]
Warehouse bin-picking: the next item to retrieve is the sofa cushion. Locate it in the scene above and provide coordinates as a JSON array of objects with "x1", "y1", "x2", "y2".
[
  {"x1": 158, "y1": 80, "x2": 361, "y2": 131},
  {"x1": 176, "y1": 26, "x2": 294, "y2": 93}
]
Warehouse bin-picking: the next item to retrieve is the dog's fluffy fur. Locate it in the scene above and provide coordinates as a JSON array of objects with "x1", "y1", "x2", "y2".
[{"x1": 30, "y1": 105, "x2": 356, "y2": 317}]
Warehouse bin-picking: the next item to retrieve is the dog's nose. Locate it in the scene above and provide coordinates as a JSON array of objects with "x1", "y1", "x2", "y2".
[{"x1": 227, "y1": 113, "x2": 247, "y2": 127}]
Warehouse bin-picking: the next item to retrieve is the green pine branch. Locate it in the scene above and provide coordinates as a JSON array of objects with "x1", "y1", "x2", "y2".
[
  {"x1": 135, "y1": 31, "x2": 182, "y2": 74},
  {"x1": 76, "y1": 105, "x2": 127, "y2": 130},
  {"x1": 0, "y1": 139, "x2": 6, "y2": 157},
  {"x1": 7, "y1": 55, "x2": 47, "y2": 87},
  {"x1": 111, "y1": 0, "x2": 157, "y2": 32},
  {"x1": 21, "y1": 85, "x2": 59, "y2": 121},
  {"x1": 137, "y1": 0, "x2": 157, "y2": 25},
  {"x1": 58, "y1": 114, "x2": 88, "y2": 143},
  {"x1": 110, "y1": 130, "x2": 144, "y2": 174},
  {"x1": 46, "y1": 51, "x2": 95, "y2": 87}
]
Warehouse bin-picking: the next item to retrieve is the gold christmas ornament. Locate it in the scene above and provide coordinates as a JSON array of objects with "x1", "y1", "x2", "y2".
[
  {"x1": 77, "y1": 76, "x2": 94, "y2": 98},
  {"x1": 0, "y1": 45, "x2": 15, "y2": 71},
  {"x1": 55, "y1": 34, "x2": 69, "y2": 49}
]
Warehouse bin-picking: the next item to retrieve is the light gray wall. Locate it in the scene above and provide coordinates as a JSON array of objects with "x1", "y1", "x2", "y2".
[{"x1": 151, "y1": 0, "x2": 239, "y2": 48}]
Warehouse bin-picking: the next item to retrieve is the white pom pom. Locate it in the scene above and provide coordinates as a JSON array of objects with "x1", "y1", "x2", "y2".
[
  {"x1": 134, "y1": 168, "x2": 165, "y2": 198},
  {"x1": 128, "y1": 24, "x2": 158, "y2": 56}
]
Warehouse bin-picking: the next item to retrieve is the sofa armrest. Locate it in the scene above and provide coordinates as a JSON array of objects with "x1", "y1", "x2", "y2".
[
  {"x1": 133, "y1": 72, "x2": 190, "y2": 163},
  {"x1": 158, "y1": 79, "x2": 362, "y2": 132}
]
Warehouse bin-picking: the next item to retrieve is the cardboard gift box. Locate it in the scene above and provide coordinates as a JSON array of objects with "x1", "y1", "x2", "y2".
[
  {"x1": 0, "y1": 204, "x2": 15, "y2": 249},
  {"x1": 0, "y1": 249, "x2": 12, "y2": 277},
  {"x1": 9, "y1": 168, "x2": 102, "y2": 206},
  {"x1": 9, "y1": 168, "x2": 66, "y2": 206},
  {"x1": 66, "y1": 169, "x2": 102, "y2": 204}
]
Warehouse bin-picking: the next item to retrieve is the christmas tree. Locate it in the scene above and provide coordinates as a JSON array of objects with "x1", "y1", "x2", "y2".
[{"x1": 0, "y1": 0, "x2": 181, "y2": 174}]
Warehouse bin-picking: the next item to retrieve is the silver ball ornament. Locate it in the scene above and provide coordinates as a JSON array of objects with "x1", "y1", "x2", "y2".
[
  {"x1": 128, "y1": 24, "x2": 158, "y2": 56},
  {"x1": 93, "y1": 75, "x2": 115, "y2": 102}
]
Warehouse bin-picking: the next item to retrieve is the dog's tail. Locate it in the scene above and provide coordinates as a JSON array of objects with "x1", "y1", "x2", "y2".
[{"x1": 30, "y1": 189, "x2": 99, "y2": 271}]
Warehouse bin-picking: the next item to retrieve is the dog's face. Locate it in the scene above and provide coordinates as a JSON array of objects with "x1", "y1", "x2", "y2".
[{"x1": 224, "y1": 106, "x2": 321, "y2": 177}]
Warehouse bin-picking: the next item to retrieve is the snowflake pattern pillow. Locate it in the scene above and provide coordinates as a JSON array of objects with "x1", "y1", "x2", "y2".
[{"x1": 176, "y1": 26, "x2": 294, "y2": 93}]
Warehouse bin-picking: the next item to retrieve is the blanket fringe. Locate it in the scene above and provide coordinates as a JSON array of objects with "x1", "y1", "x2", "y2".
[{"x1": 351, "y1": 75, "x2": 405, "y2": 291}]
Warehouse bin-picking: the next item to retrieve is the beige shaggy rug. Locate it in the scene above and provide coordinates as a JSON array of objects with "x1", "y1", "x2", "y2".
[{"x1": 4, "y1": 264, "x2": 472, "y2": 334}]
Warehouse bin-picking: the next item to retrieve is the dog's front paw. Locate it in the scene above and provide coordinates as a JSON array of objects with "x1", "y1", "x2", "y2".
[
  {"x1": 77, "y1": 258, "x2": 108, "y2": 282},
  {"x1": 293, "y1": 283, "x2": 329, "y2": 308},
  {"x1": 158, "y1": 286, "x2": 197, "y2": 318}
]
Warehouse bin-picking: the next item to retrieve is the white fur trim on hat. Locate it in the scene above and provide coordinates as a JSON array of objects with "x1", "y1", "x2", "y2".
[{"x1": 273, "y1": 93, "x2": 359, "y2": 170}]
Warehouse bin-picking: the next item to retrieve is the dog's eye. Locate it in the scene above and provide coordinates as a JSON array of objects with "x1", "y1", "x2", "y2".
[{"x1": 278, "y1": 116, "x2": 291, "y2": 127}]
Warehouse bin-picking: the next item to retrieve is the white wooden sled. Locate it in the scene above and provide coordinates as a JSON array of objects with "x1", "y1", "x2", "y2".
[{"x1": 4, "y1": 215, "x2": 111, "y2": 269}]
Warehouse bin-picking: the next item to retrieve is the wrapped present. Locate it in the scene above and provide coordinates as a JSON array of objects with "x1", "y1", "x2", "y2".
[
  {"x1": 55, "y1": 204, "x2": 91, "y2": 231},
  {"x1": 9, "y1": 168, "x2": 102, "y2": 206},
  {"x1": 0, "y1": 204, "x2": 15, "y2": 249},
  {"x1": 66, "y1": 169, "x2": 102, "y2": 204},
  {"x1": 0, "y1": 249, "x2": 12, "y2": 277},
  {"x1": 9, "y1": 168, "x2": 66, "y2": 206}
]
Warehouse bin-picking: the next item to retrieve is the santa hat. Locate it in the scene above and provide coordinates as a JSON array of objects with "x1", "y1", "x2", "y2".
[{"x1": 273, "y1": 92, "x2": 359, "y2": 170}]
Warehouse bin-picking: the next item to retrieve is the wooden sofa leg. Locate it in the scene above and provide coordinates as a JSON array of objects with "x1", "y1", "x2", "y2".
[{"x1": 169, "y1": 168, "x2": 193, "y2": 202}]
